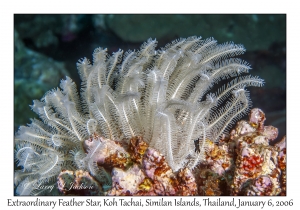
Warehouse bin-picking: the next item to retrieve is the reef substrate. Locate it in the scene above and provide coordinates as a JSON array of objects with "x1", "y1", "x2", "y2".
[{"x1": 57, "y1": 108, "x2": 286, "y2": 196}]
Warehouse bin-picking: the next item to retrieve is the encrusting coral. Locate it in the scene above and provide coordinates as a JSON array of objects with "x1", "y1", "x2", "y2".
[
  {"x1": 57, "y1": 135, "x2": 198, "y2": 196},
  {"x1": 55, "y1": 108, "x2": 286, "y2": 196},
  {"x1": 14, "y1": 36, "x2": 279, "y2": 196},
  {"x1": 196, "y1": 108, "x2": 286, "y2": 196},
  {"x1": 230, "y1": 108, "x2": 285, "y2": 196}
]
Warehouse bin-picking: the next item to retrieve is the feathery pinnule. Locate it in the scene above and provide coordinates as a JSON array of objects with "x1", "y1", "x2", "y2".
[{"x1": 14, "y1": 36, "x2": 264, "y2": 195}]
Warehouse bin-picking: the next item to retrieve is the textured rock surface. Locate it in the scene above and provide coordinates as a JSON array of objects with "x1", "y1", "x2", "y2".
[
  {"x1": 107, "y1": 138, "x2": 198, "y2": 196},
  {"x1": 57, "y1": 170, "x2": 104, "y2": 195},
  {"x1": 56, "y1": 108, "x2": 286, "y2": 196},
  {"x1": 196, "y1": 108, "x2": 286, "y2": 196}
]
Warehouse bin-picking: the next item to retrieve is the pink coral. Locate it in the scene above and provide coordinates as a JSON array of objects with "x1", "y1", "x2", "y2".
[
  {"x1": 57, "y1": 170, "x2": 103, "y2": 195},
  {"x1": 245, "y1": 175, "x2": 274, "y2": 195},
  {"x1": 55, "y1": 108, "x2": 285, "y2": 196},
  {"x1": 195, "y1": 108, "x2": 285, "y2": 196},
  {"x1": 107, "y1": 137, "x2": 197, "y2": 196},
  {"x1": 230, "y1": 108, "x2": 283, "y2": 195},
  {"x1": 84, "y1": 135, "x2": 131, "y2": 169},
  {"x1": 108, "y1": 164, "x2": 146, "y2": 196}
]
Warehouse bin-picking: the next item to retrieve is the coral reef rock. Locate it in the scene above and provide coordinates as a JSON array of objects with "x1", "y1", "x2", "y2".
[
  {"x1": 195, "y1": 108, "x2": 286, "y2": 196},
  {"x1": 44, "y1": 109, "x2": 287, "y2": 196},
  {"x1": 57, "y1": 107, "x2": 286, "y2": 196},
  {"x1": 230, "y1": 109, "x2": 284, "y2": 195},
  {"x1": 107, "y1": 136, "x2": 198, "y2": 196},
  {"x1": 57, "y1": 170, "x2": 104, "y2": 195}
]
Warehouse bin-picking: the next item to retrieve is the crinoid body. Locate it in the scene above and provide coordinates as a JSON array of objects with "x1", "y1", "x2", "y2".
[{"x1": 14, "y1": 36, "x2": 264, "y2": 195}]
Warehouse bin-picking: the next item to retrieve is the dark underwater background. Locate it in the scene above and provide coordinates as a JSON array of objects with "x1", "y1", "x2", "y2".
[{"x1": 14, "y1": 14, "x2": 286, "y2": 141}]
